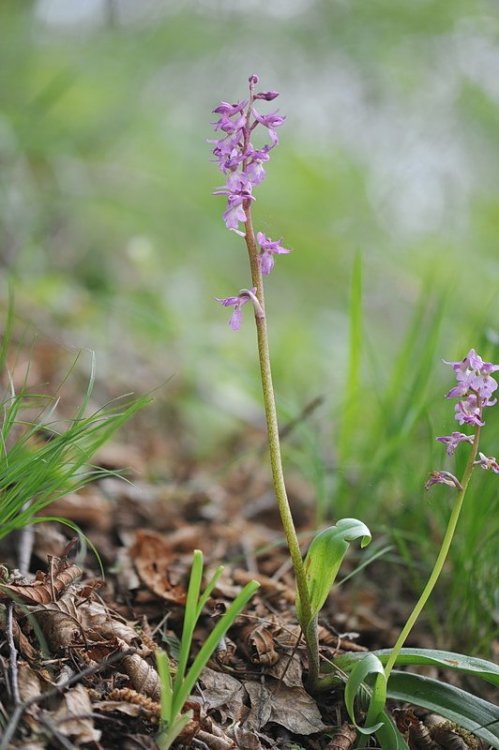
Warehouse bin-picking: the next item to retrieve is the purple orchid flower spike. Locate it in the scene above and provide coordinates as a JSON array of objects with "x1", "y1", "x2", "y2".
[
  {"x1": 210, "y1": 75, "x2": 286, "y2": 233},
  {"x1": 428, "y1": 349, "x2": 499, "y2": 492},
  {"x1": 445, "y1": 348, "x2": 499, "y2": 402}
]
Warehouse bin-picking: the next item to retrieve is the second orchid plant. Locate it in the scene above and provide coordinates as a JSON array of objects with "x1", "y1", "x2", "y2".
[{"x1": 209, "y1": 75, "x2": 499, "y2": 747}]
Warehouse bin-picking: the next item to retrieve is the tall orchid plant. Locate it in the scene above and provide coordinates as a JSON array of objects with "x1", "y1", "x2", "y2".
[{"x1": 210, "y1": 74, "x2": 371, "y2": 687}]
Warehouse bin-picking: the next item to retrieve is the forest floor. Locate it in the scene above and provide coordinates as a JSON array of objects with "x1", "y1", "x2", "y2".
[{"x1": 0, "y1": 335, "x2": 494, "y2": 750}]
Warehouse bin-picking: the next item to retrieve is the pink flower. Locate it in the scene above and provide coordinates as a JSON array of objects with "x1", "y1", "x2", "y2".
[
  {"x1": 215, "y1": 287, "x2": 261, "y2": 330},
  {"x1": 425, "y1": 471, "x2": 462, "y2": 491},
  {"x1": 443, "y1": 349, "x2": 499, "y2": 428},
  {"x1": 474, "y1": 452, "x2": 499, "y2": 473},
  {"x1": 210, "y1": 76, "x2": 285, "y2": 233},
  {"x1": 256, "y1": 232, "x2": 291, "y2": 275},
  {"x1": 436, "y1": 432, "x2": 474, "y2": 456}
]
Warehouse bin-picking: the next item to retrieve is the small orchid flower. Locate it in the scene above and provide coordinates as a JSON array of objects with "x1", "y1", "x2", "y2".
[
  {"x1": 222, "y1": 195, "x2": 248, "y2": 231},
  {"x1": 436, "y1": 432, "x2": 474, "y2": 456},
  {"x1": 425, "y1": 471, "x2": 463, "y2": 491},
  {"x1": 474, "y1": 452, "x2": 499, "y2": 473},
  {"x1": 454, "y1": 395, "x2": 485, "y2": 427},
  {"x1": 252, "y1": 110, "x2": 286, "y2": 146},
  {"x1": 215, "y1": 287, "x2": 263, "y2": 330},
  {"x1": 256, "y1": 232, "x2": 291, "y2": 275}
]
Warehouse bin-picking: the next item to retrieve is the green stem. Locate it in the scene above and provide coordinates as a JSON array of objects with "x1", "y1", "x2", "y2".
[
  {"x1": 384, "y1": 427, "x2": 481, "y2": 681},
  {"x1": 244, "y1": 207, "x2": 320, "y2": 685}
]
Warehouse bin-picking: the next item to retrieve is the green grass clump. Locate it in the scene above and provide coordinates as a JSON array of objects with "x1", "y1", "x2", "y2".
[{"x1": 0, "y1": 342, "x2": 149, "y2": 541}]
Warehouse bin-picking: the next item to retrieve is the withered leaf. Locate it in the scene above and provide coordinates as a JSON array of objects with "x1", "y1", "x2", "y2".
[
  {"x1": 0, "y1": 563, "x2": 82, "y2": 605},
  {"x1": 228, "y1": 723, "x2": 265, "y2": 750},
  {"x1": 240, "y1": 623, "x2": 279, "y2": 666},
  {"x1": 0, "y1": 606, "x2": 38, "y2": 661},
  {"x1": 196, "y1": 728, "x2": 235, "y2": 750},
  {"x1": 77, "y1": 600, "x2": 141, "y2": 646},
  {"x1": 244, "y1": 680, "x2": 327, "y2": 735},
  {"x1": 53, "y1": 684, "x2": 101, "y2": 744},
  {"x1": 119, "y1": 650, "x2": 161, "y2": 701},
  {"x1": 326, "y1": 722, "x2": 357, "y2": 750},
  {"x1": 29, "y1": 593, "x2": 85, "y2": 651},
  {"x1": 129, "y1": 530, "x2": 187, "y2": 604},
  {"x1": 267, "y1": 652, "x2": 303, "y2": 688},
  {"x1": 199, "y1": 667, "x2": 245, "y2": 722},
  {"x1": 17, "y1": 662, "x2": 42, "y2": 703}
]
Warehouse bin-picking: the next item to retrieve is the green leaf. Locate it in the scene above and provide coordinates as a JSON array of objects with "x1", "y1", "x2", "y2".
[
  {"x1": 175, "y1": 548, "x2": 204, "y2": 702},
  {"x1": 334, "y1": 648, "x2": 499, "y2": 686},
  {"x1": 195, "y1": 564, "x2": 224, "y2": 620},
  {"x1": 345, "y1": 653, "x2": 387, "y2": 735},
  {"x1": 156, "y1": 649, "x2": 173, "y2": 724},
  {"x1": 375, "y1": 710, "x2": 410, "y2": 750},
  {"x1": 387, "y1": 671, "x2": 499, "y2": 749},
  {"x1": 156, "y1": 711, "x2": 193, "y2": 750},
  {"x1": 338, "y1": 250, "x2": 363, "y2": 463},
  {"x1": 296, "y1": 518, "x2": 371, "y2": 626},
  {"x1": 172, "y1": 578, "x2": 260, "y2": 719}
]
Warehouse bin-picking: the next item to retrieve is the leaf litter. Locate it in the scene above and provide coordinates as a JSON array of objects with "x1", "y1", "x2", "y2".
[{"x1": 0, "y1": 342, "x2": 490, "y2": 750}]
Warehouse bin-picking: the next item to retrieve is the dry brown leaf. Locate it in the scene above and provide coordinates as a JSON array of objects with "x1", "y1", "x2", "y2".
[
  {"x1": 267, "y1": 652, "x2": 303, "y2": 688},
  {"x1": 53, "y1": 683, "x2": 101, "y2": 744},
  {"x1": 129, "y1": 530, "x2": 187, "y2": 604},
  {"x1": 394, "y1": 709, "x2": 440, "y2": 750},
  {"x1": 228, "y1": 723, "x2": 264, "y2": 750},
  {"x1": 199, "y1": 667, "x2": 245, "y2": 722},
  {"x1": 0, "y1": 606, "x2": 38, "y2": 661},
  {"x1": 77, "y1": 600, "x2": 141, "y2": 646},
  {"x1": 244, "y1": 680, "x2": 327, "y2": 735},
  {"x1": 17, "y1": 662, "x2": 42, "y2": 703},
  {"x1": 239, "y1": 623, "x2": 279, "y2": 666},
  {"x1": 0, "y1": 563, "x2": 82, "y2": 605},
  {"x1": 326, "y1": 722, "x2": 357, "y2": 750},
  {"x1": 119, "y1": 650, "x2": 161, "y2": 701},
  {"x1": 196, "y1": 728, "x2": 235, "y2": 750},
  {"x1": 29, "y1": 592, "x2": 85, "y2": 651},
  {"x1": 94, "y1": 688, "x2": 160, "y2": 720}
]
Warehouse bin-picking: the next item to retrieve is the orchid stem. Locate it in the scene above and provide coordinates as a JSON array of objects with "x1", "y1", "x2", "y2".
[
  {"x1": 244, "y1": 208, "x2": 320, "y2": 686},
  {"x1": 384, "y1": 427, "x2": 481, "y2": 681}
]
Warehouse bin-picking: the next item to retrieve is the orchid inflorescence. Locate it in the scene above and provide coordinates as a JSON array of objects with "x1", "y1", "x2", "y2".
[
  {"x1": 210, "y1": 74, "x2": 290, "y2": 328},
  {"x1": 426, "y1": 348, "x2": 499, "y2": 489}
]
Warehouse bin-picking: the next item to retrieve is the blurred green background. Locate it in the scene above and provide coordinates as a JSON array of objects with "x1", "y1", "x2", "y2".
[{"x1": 1, "y1": 1, "x2": 498, "y2": 652}]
